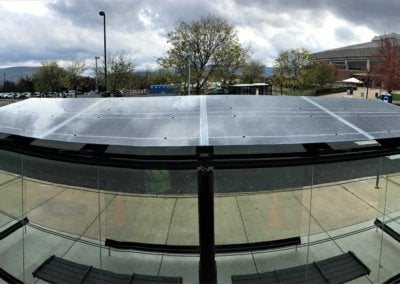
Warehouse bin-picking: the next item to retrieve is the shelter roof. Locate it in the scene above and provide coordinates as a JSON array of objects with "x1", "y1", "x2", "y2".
[{"x1": 0, "y1": 96, "x2": 399, "y2": 147}]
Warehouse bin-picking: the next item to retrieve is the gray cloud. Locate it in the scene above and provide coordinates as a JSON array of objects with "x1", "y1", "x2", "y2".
[
  {"x1": 334, "y1": 27, "x2": 359, "y2": 44},
  {"x1": 0, "y1": 0, "x2": 398, "y2": 69}
]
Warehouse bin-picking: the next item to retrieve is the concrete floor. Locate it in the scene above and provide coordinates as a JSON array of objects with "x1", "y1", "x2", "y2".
[{"x1": 0, "y1": 171, "x2": 400, "y2": 283}]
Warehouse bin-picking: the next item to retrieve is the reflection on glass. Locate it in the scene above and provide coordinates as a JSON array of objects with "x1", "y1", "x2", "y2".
[
  {"x1": 214, "y1": 166, "x2": 312, "y2": 246},
  {"x1": 0, "y1": 150, "x2": 23, "y2": 282}
]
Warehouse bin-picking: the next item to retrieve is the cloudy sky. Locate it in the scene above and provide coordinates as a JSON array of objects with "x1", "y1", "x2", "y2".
[{"x1": 0, "y1": 0, "x2": 398, "y2": 70}]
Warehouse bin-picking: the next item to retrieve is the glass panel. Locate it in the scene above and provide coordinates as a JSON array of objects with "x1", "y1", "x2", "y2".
[
  {"x1": 309, "y1": 158, "x2": 383, "y2": 283},
  {"x1": 214, "y1": 165, "x2": 313, "y2": 283},
  {"x1": 376, "y1": 156, "x2": 400, "y2": 283},
  {"x1": 98, "y1": 167, "x2": 198, "y2": 282},
  {"x1": 20, "y1": 155, "x2": 101, "y2": 284},
  {"x1": 0, "y1": 150, "x2": 24, "y2": 282},
  {"x1": 4, "y1": 96, "x2": 400, "y2": 148},
  {"x1": 215, "y1": 157, "x2": 399, "y2": 283}
]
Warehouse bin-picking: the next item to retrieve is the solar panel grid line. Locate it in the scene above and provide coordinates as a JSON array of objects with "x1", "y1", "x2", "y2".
[
  {"x1": 37, "y1": 99, "x2": 104, "y2": 139},
  {"x1": 210, "y1": 132, "x2": 362, "y2": 139},
  {"x1": 2, "y1": 96, "x2": 400, "y2": 147},
  {"x1": 200, "y1": 95, "x2": 209, "y2": 145},
  {"x1": 302, "y1": 96, "x2": 374, "y2": 140}
]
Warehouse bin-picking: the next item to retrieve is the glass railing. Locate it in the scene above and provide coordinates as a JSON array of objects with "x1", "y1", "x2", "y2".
[{"x1": 0, "y1": 141, "x2": 399, "y2": 283}]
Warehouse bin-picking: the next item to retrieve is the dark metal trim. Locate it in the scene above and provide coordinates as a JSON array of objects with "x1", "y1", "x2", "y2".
[
  {"x1": 1, "y1": 135, "x2": 400, "y2": 170},
  {"x1": 0, "y1": 267, "x2": 24, "y2": 284},
  {"x1": 105, "y1": 239, "x2": 199, "y2": 254},
  {"x1": 197, "y1": 164, "x2": 216, "y2": 284},
  {"x1": 374, "y1": 219, "x2": 400, "y2": 243},
  {"x1": 0, "y1": 217, "x2": 29, "y2": 240},
  {"x1": 104, "y1": 236, "x2": 301, "y2": 255},
  {"x1": 383, "y1": 273, "x2": 400, "y2": 284}
]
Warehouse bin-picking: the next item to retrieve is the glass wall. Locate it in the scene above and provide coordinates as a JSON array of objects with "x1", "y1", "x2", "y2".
[
  {"x1": 0, "y1": 150, "x2": 24, "y2": 282},
  {"x1": 215, "y1": 157, "x2": 400, "y2": 283},
  {"x1": 0, "y1": 149, "x2": 399, "y2": 283},
  {"x1": 0, "y1": 152, "x2": 198, "y2": 283}
]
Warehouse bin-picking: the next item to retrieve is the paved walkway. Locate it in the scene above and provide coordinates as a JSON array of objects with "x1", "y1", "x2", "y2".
[
  {"x1": 321, "y1": 87, "x2": 384, "y2": 100},
  {"x1": 1, "y1": 169, "x2": 400, "y2": 283}
]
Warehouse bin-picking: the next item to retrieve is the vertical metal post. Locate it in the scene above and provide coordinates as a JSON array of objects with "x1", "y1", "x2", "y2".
[
  {"x1": 375, "y1": 157, "x2": 383, "y2": 189},
  {"x1": 188, "y1": 56, "x2": 191, "y2": 96},
  {"x1": 99, "y1": 11, "x2": 107, "y2": 95},
  {"x1": 366, "y1": 59, "x2": 370, "y2": 99},
  {"x1": 95, "y1": 56, "x2": 100, "y2": 94},
  {"x1": 197, "y1": 147, "x2": 216, "y2": 284}
]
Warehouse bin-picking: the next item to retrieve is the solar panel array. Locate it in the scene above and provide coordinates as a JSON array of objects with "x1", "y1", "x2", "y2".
[{"x1": 0, "y1": 96, "x2": 399, "y2": 147}]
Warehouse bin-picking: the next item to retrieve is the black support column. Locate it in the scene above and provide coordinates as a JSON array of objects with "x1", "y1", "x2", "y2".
[{"x1": 197, "y1": 147, "x2": 216, "y2": 284}]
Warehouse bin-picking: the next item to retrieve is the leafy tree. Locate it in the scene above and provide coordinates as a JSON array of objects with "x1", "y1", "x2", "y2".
[
  {"x1": 273, "y1": 48, "x2": 314, "y2": 88},
  {"x1": 299, "y1": 60, "x2": 335, "y2": 88},
  {"x1": 158, "y1": 15, "x2": 248, "y2": 94},
  {"x1": 1, "y1": 80, "x2": 17, "y2": 92},
  {"x1": 149, "y1": 68, "x2": 177, "y2": 85},
  {"x1": 33, "y1": 61, "x2": 65, "y2": 94},
  {"x1": 270, "y1": 70, "x2": 288, "y2": 95},
  {"x1": 240, "y1": 59, "x2": 266, "y2": 83},
  {"x1": 312, "y1": 61, "x2": 335, "y2": 87},
  {"x1": 17, "y1": 76, "x2": 35, "y2": 92},
  {"x1": 98, "y1": 50, "x2": 134, "y2": 94},
  {"x1": 131, "y1": 68, "x2": 171, "y2": 90},
  {"x1": 213, "y1": 44, "x2": 249, "y2": 85},
  {"x1": 64, "y1": 60, "x2": 86, "y2": 96},
  {"x1": 131, "y1": 70, "x2": 150, "y2": 90}
]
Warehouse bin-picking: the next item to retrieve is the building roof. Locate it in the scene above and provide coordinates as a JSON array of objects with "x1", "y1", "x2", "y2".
[
  {"x1": 314, "y1": 33, "x2": 400, "y2": 62},
  {"x1": 314, "y1": 41, "x2": 379, "y2": 60}
]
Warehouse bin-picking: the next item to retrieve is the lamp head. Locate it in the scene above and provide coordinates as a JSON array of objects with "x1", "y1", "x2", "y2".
[{"x1": 99, "y1": 11, "x2": 105, "y2": 16}]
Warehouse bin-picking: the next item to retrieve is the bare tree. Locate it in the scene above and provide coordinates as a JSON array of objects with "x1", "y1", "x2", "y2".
[{"x1": 375, "y1": 34, "x2": 400, "y2": 92}]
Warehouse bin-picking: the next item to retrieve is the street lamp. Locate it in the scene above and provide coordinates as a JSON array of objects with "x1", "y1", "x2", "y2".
[
  {"x1": 95, "y1": 56, "x2": 100, "y2": 94},
  {"x1": 366, "y1": 59, "x2": 370, "y2": 99},
  {"x1": 185, "y1": 51, "x2": 193, "y2": 95},
  {"x1": 98, "y1": 11, "x2": 107, "y2": 96}
]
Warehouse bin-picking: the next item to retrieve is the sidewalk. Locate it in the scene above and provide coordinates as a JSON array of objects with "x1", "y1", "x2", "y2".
[
  {"x1": 1, "y1": 172, "x2": 400, "y2": 283},
  {"x1": 321, "y1": 87, "x2": 383, "y2": 99}
]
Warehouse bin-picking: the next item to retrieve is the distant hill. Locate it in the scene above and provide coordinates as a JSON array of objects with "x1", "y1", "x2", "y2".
[
  {"x1": 0, "y1": 66, "x2": 39, "y2": 82},
  {"x1": 265, "y1": 66, "x2": 275, "y2": 77}
]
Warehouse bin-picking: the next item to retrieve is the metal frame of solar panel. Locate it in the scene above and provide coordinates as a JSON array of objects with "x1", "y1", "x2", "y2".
[{"x1": 0, "y1": 96, "x2": 399, "y2": 149}]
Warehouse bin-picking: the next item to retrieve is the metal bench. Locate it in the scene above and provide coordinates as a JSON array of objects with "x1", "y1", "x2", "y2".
[
  {"x1": 375, "y1": 218, "x2": 400, "y2": 243},
  {"x1": 383, "y1": 272, "x2": 400, "y2": 284},
  {"x1": 105, "y1": 236, "x2": 301, "y2": 255},
  {"x1": 0, "y1": 217, "x2": 29, "y2": 240},
  {"x1": 33, "y1": 255, "x2": 182, "y2": 284},
  {"x1": 0, "y1": 267, "x2": 23, "y2": 284},
  {"x1": 232, "y1": 251, "x2": 370, "y2": 284}
]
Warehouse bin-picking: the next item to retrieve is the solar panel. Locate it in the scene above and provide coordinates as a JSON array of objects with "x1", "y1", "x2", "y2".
[{"x1": 0, "y1": 96, "x2": 399, "y2": 147}]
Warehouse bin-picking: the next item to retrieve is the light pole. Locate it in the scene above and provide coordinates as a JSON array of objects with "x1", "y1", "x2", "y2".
[
  {"x1": 95, "y1": 56, "x2": 100, "y2": 94},
  {"x1": 99, "y1": 11, "x2": 107, "y2": 96},
  {"x1": 185, "y1": 51, "x2": 193, "y2": 95},
  {"x1": 366, "y1": 59, "x2": 370, "y2": 99}
]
